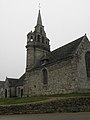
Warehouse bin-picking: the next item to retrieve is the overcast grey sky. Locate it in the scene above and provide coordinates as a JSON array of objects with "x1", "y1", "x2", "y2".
[{"x1": 0, "y1": 0, "x2": 90, "y2": 81}]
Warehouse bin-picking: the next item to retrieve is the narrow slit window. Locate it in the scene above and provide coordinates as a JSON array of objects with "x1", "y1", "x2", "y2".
[
  {"x1": 42, "y1": 36, "x2": 44, "y2": 43},
  {"x1": 43, "y1": 69, "x2": 48, "y2": 84},
  {"x1": 85, "y1": 51, "x2": 90, "y2": 77}
]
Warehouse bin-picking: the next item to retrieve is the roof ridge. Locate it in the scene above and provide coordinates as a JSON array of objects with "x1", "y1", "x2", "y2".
[
  {"x1": 51, "y1": 35, "x2": 85, "y2": 53},
  {"x1": 6, "y1": 78, "x2": 19, "y2": 80}
]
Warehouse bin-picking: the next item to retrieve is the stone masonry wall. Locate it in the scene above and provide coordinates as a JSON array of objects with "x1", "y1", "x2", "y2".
[
  {"x1": 28, "y1": 57, "x2": 79, "y2": 96},
  {"x1": 0, "y1": 97, "x2": 90, "y2": 115}
]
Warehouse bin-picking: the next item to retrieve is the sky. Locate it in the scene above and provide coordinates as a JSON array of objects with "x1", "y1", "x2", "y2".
[{"x1": 0, "y1": 0, "x2": 90, "y2": 81}]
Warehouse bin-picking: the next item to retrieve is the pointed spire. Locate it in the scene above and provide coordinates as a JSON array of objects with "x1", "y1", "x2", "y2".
[{"x1": 37, "y1": 10, "x2": 42, "y2": 25}]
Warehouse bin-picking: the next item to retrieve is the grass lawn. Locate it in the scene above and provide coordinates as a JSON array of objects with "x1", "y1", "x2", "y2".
[
  {"x1": 0, "y1": 93, "x2": 90, "y2": 105},
  {"x1": 0, "y1": 96, "x2": 50, "y2": 105}
]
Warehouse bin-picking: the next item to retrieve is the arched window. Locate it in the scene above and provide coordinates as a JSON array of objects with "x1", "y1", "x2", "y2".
[
  {"x1": 30, "y1": 36, "x2": 33, "y2": 41},
  {"x1": 37, "y1": 35, "x2": 40, "y2": 42},
  {"x1": 42, "y1": 36, "x2": 44, "y2": 43},
  {"x1": 85, "y1": 51, "x2": 90, "y2": 77},
  {"x1": 42, "y1": 69, "x2": 48, "y2": 84}
]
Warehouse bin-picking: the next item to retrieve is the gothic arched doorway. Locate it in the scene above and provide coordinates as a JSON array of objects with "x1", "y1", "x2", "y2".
[
  {"x1": 21, "y1": 89, "x2": 23, "y2": 97},
  {"x1": 5, "y1": 89, "x2": 7, "y2": 98}
]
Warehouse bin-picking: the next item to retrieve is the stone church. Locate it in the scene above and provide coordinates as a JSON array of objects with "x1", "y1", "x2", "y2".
[{"x1": 0, "y1": 10, "x2": 90, "y2": 98}]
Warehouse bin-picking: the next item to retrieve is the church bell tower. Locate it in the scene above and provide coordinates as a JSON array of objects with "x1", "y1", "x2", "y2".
[{"x1": 26, "y1": 10, "x2": 50, "y2": 71}]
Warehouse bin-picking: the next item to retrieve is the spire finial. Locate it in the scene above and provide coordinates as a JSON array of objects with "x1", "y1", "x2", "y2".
[
  {"x1": 37, "y1": 3, "x2": 42, "y2": 25},
  {"x1": 38, "y1": 3, "x2": 41, "y2": 10}
]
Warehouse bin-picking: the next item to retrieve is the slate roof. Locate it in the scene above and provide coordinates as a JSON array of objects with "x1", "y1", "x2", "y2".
[
  {"x1": 6, "y1": 78, "x2": 19, "y2": 87},
  {"x1": 47, "y1": 35, "x2": 85, "y2": 63},
  {"x1": 32, "y1": 35, "x2": 87, "y2": 70},
  {"x1": 6, "y1": 73, "x2": 25, "y2": 87},
  {"x1": 6, "y1": 74, "x2": 25, "y2": 87},
  {"x1": 16, "y1": 73, "x2": 25, "y2": 86}
]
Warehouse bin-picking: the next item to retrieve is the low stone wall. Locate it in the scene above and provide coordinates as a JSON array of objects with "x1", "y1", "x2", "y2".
[{"x1": 0, "y1": 97, "x2": 90, "y2": 115}]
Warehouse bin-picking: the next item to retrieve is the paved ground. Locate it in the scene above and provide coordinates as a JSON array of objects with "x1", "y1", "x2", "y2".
[{"x1": 0, "y1": 112, "x2": 90, "y2": 120}]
